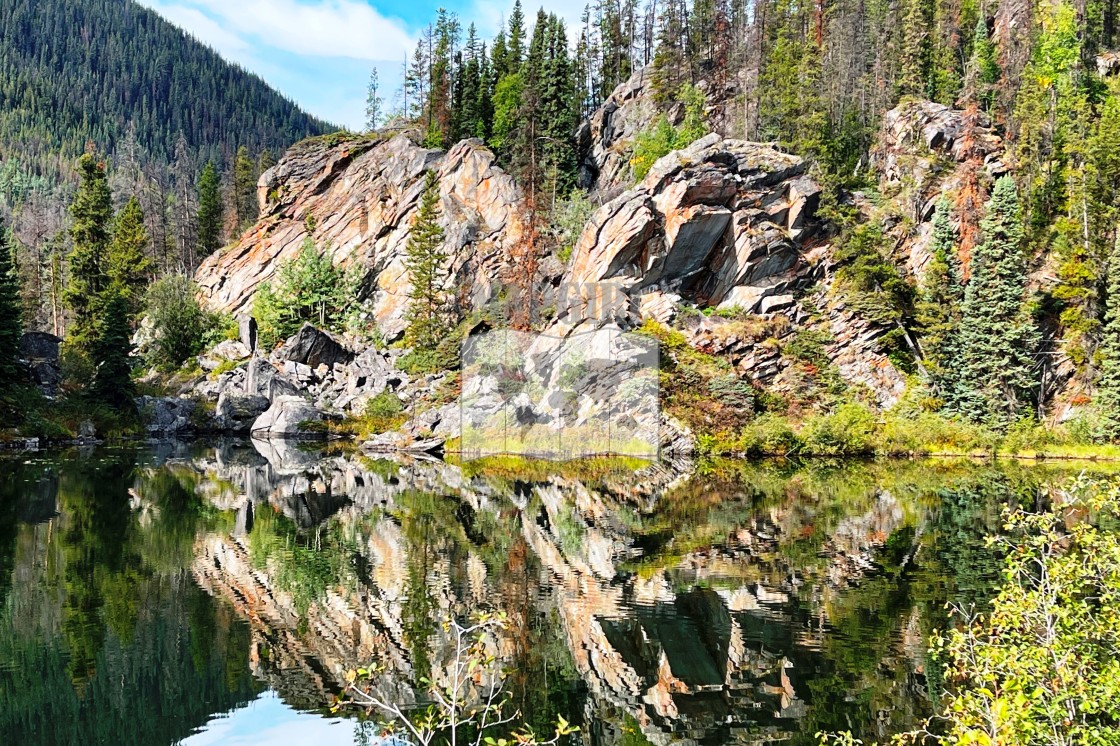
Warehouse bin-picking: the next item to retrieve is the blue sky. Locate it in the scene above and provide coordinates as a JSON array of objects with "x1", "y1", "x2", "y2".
[{"x1": 137, "y1": 0, "x2": 583, "y2": 131}]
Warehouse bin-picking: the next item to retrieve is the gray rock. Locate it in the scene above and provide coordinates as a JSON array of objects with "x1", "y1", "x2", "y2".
[
  {"x1": 215, "y1": 393, "x2": 270, "y2": 433},
  {"x1": 138, "y1": 396, "x2": 198, "y2": 437},
  {"x1": 20, "y1": 332, "x2": 60, "y2": 361},
  {"x1": 245, "y1": 357, "x2": 301, "y2": 401},
  {"x1": 276, "y1": 324, "x2": 354, "y2": 370},
  {"x1": 20, "y1": 331, "x2": 62, "y2": 397},
  {"x1": 238, "y1": 315, "x2": 258, "y2": 352},
  {"x1": 200, "y1": 339, "x2": 251, "y2": 371},
  {"x1": 251, "y1": 395, "x2": 335, "y2": 439}
]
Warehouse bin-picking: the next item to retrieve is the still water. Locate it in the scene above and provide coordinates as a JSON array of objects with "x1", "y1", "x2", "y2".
[{"x1": 0, "y1": 441, "x2": 1103, "y2": 745}]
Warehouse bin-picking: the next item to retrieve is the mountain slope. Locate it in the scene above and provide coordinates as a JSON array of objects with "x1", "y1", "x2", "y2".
[{"x1": 0, "y1": 0, "x2": 334, "y2": 183}]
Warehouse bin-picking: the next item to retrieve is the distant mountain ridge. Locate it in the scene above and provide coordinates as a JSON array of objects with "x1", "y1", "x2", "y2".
[{"x1": 0, "y1": 0, "x2": 335, "y2": 183}]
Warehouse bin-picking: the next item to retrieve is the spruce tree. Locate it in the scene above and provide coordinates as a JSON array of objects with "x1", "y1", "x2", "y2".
[
  {"x1": 258, "y1": 149, "x2": 276, "y2": 175},
  {"x1": 107, "y1": 196, "x2": 152, "y2": 318},
  {"x1": 65, "y1": 152, "x2": 113, "y2": 350},
  {"x1": 90, "y1": 289, "x2": 136, "y2": 411},
  {"x1": 233, "y1": 146, "x2": 258, "y2": 229},
  {"x1": 916, "y1": 198, "x2": 964, "y2": 404},
  {"x1": 0, "y1": 220, "x2": 23, "y2": 390},
  {"x1": 404, "y1": 171, "x2": 450, "y2": 355},
  {"x1": 955, "y1": 176, "x2": 1039, "y2": 428},
  {"x1": 1096, "y1": 233, "x2": 1120, "y2": 439},
  {"x1": 507, "y1": 0, "x2": 526, "y2": 69},
  {"x1": 197, "y1": 161, "x2": 222, "y2": 259},
  {"x1": 365, "y1": 66, "x2": 383, "y2": 132}
]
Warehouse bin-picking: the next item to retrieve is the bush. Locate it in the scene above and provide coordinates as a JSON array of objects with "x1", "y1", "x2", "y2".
[
  {"x1": 799, "y1": 401, "x2": 879, "y2": 456},
  {"x1": 145, "y1": 275, "x2": 221, "y2": 371},
  {"x1": 740, "y1": 413, "x2": 800, "y2": 456},
  {"x1": 629, "y1": 84, "x2": 708, "y2": 180},
  {"x1": 550, "y1": 191, "x2": 595, "y2": 263},
  {"x1": 357, "y1": 389, "x2": 406, "y2": 437}
]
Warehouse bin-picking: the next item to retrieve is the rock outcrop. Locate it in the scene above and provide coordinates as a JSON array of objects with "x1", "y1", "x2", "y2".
[
  {"x1": 576, "y1": 68, "x2": 656, "y2": 196},
  {"x1": 566, "y1": 134, "x2": 821, "y2": 316},
  {"x1": 195, "y1": 134, "x2": 538, "y2": 341},
  {"x1": 20, "y1": 332, "x2": 62, "y2": 398}
]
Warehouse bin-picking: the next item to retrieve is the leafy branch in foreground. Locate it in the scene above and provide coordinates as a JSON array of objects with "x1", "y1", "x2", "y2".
[
  {"x1": 336, "y1": 613, "x2": 578, "y2": 746},
  {"x1": 825, "y1": 476, "x2": 1120, "y2": 746}
]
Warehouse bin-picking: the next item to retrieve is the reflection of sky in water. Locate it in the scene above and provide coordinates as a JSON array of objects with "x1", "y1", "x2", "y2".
[{"x1": 179, "y1": 692, "x2": 356, "y2": 746}]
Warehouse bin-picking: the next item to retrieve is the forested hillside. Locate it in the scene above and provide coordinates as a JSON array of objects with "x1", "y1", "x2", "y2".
[{"x1": 0, "y1": 0, "x2": 332, "y2": 190}]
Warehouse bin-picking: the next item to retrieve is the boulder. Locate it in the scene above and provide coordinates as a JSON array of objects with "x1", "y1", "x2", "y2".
[
  {"x1": 215, "y1": 393, "x2": 270, "y2": 433},
  {"x1": 138, "y1": 396, "x2": 198, "y2": 437},
  {"x1": 20, "y1": 331, "x2": 62, "y2": 397},
  {"x1": 276, "y1": 324, "x2": 354, "y2": 369},
  {"x1": 251, "y1": 395, "x2": 336, "y2": 439},
  {"x1": 245, "y1": 357, "x2": 301, "y2": 402},
  {"x1": 195, "y1": 135, "x2": 528, "y2": 339},
  {"x1": 565, "y1": 137, "x2": 820, "y2": 315},
  {"x1": 199, "y1": 339, "x2": 251, "y2": 371}
]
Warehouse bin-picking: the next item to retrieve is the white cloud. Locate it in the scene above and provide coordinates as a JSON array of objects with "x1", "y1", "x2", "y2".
[{"x1": 143, "y1": 0, "x2": 415, "y2": 61}]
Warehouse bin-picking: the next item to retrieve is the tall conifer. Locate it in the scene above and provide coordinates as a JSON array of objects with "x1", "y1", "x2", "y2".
[
  {"x1": 65, "y1": 153, "x2": 113, "y2": 350},
  {"x1": 955, "y1": 176, "x2": 1039, "y2": 428}
]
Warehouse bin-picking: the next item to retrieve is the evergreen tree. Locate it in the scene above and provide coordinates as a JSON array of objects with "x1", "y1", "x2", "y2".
[
  {"x1": 898, "y1": 0, "x2": 932, "y2": 98},
  {"x1": 507, "y1": 0, "x2": 526, "y2": 69},
  {"x1": 0, "y1": 219, "x2": 23, "y2": 390},
  {"x1": 196, "y1": 162, "x2": 222, "y2": 259},
  {"x1": 955, "y1": 176, "x2": 1039, "y2": 428},
  {"x1": 1095, "y1": 233, "x2": 1120, "y2": 439},
  {"x1": 404, "y1": 171, "x2": 450, "y2": 354},
  {"x1": 961, "y1": 13, "x2": 1000, "y2": 111},
  {"x1": 89, "y1": 289, "x2": 135, "y2": 411},
  {"x1": 258, "y1": 149, "x2": 276, "y2": 175},
  {"x1": 365, "y1": 66, "x2": 383, "y2": 132},
  {"x1": 106, "y1": 196, "x2": 152, "y2": 318},
  {"x1": 65, "y1": 152, "x2": 113, "y2": 349},
  {"x1": 233, "y1": 146, "x2": 258, "y2": 230},
  {"x1": 916, "y1": 198, "x2": 964, "y2": 404}
]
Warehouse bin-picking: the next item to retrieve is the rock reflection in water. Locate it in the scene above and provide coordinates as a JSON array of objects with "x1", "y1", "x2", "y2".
[{"x1": 0, "y1": 443, "x2": 1077, "y2": 746}]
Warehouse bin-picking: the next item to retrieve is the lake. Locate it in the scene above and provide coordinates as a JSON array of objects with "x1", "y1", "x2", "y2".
[{"x1": 0, "y1": 441, "x2": 1104, "y2": 745}]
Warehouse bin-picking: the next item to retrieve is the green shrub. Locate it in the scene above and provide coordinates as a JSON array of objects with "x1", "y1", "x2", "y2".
[
  {"x1": 799, "y1": 401, "x2": 879, "y2": 456},
  {"x1": 356, "y1": 390, "x2": 407, "y2": 438},
  {"x1": 630, "y1": 84, "x2": 708, "y2": 180},
  {"x1": 550, "y1": 191, "x2": 595, "y2": 263},
  {"x1": 740, "y1": 413, "x2": 800, "y2": 456}
]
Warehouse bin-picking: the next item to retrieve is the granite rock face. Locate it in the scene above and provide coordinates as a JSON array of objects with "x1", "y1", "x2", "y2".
[
  {"x1": 195, "y1": 134, "x2": 534, "y2": 341},
  {"x1": 566, "y1": 134, "x2": 821, "y2": 316}
]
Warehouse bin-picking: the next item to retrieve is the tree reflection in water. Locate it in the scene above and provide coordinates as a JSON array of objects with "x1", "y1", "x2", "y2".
[{"x1": 0, "y1": 443, "x2": 1106, "y2": 745}]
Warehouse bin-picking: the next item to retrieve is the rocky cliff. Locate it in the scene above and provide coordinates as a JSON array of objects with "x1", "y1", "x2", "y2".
[
  {"x1": 188, "y1": 69, "x2": 1044, "y2": 439},
  {"x1": 195, "y1": 133, "x2": 535, "y2": 340}
]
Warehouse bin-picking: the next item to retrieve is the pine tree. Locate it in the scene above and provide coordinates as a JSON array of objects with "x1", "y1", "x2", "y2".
[
  {"x1": 258, "y1": 149, "x2": 276, "y2": 175},
  {"x1": 916, "y1": 198, "x2": 964, "y2": 404},
  {"x1": 90, "y1": 289, "x2": 135, "y2": 411},
  {"x1": 1096, "y1": 233, "x2": 1120, "y2": 439},
  {"x1": 196, "y1": 161, "x2": 222, "y2": 259},
  {"x1": 955, "y1": 176, "x2": 1039, "y2": 428},
  {"x1": 404, "y1": 171, "x2": 450, "y2": 355},
  {"x1": 233, "y1": 146, "x2": 258, "y2": 230},
  {"x1": 365, "y1": 66, "x2": 383, "y2": 132},
  {"x1": 961, "y1": 13, "x2": 1000, "y2": 111},
  {"x1": 898, "y1": 0, "x2": 932, "y2": 98},
  {"x1": 65, "y1": 152, "x2": 113, "y2": 350},
  {"x1": 508, "y1": 0, "x2": 526, "y2": 69},
  {"x1": 0, "y1": 219, "x2": 24, "y2": 390},
  {"x1": 106, "y1": 196, "x2": 152, "y2": 318}
]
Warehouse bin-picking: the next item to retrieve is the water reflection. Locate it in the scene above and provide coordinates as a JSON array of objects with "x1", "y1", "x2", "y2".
[{"x1": 0, "y1": 442, "x2": 1104, "y2": 745}]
